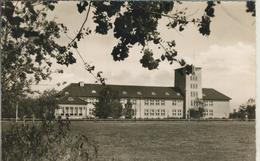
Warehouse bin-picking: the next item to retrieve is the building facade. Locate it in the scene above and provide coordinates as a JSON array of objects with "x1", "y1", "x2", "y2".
[{"x1": 55, "y1": 67, "x2": 231, "y2": 119}]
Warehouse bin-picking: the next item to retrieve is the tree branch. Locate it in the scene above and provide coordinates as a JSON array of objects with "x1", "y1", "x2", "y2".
[{"x1": 68, "y1": 1, "x2": 92, "y2": 47}]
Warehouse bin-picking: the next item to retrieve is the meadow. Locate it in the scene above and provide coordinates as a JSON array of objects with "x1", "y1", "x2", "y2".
[{"x1": 69, "y1": 121, "x2": 255, "y2": 161}]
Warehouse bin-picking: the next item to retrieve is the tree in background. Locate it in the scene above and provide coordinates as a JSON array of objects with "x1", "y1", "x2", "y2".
[
  {"x1": 229, "y1": 98, "x2": 255, "y2": 120},
  {"x1": 123, "y1": 99, "x2": 134, "y2": 119},
  {"x1": 189, "y1": 107, "x2": 205, "y2": 119},
  {"x1": 109, "y1": 101, "x2": 123, "y2": 119},
  {"x1": 16, "y1": 89, "x2": 59, "y2": 120},
  {"x1": 94, "y1": 87, "x2": 122, "y2": 119},
  {"x1": 189, "y1": 98, "x2": 205, "y2": 119}
]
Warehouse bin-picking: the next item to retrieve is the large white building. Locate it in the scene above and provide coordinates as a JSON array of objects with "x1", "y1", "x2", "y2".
[{"x1": 55, "y1": 67, "x2": 231, "y2": 119}]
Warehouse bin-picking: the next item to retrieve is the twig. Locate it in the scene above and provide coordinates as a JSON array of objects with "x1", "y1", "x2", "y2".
[{"x1": 68, "y1": 1, "x2": 92, "y2": 47}]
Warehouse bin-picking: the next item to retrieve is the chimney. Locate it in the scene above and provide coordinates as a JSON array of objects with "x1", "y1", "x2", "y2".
[{"x1": 79, "y1": 81, "x2": 84, "y2": 87}]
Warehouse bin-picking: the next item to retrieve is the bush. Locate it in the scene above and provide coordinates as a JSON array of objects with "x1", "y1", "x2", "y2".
[{"x1": 2, "y1": 117, "x2": 98, "y2": 161}]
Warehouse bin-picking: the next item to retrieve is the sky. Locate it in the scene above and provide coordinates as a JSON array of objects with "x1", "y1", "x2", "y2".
[{"x1": 34, "y1": 1, "x2": 256, "y2": 111}]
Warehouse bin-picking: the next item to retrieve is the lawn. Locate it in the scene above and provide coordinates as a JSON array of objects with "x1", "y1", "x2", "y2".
[{"x1": 69, "y1": 121, "x2": 255, "y2": 161}]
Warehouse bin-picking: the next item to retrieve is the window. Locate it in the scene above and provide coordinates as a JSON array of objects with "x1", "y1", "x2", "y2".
[
  {"x1": 209, "y1": 109, "x2": 213, "y2": 116},
  {"x1": 172, "y1": 109, "x2": 177, "y2": 116},
  {"x1": 68, "y1": 97, "x2": 74, "y2": 101},
  {"x1": 165, "y1": 92, "x2": 170, "y2": 96},
  {"x1": 89, "y1": 108, "x2": 93, "y2": 115},
  {"x1": 172, "y1": 100, "x2": 177, "y2": 106},
  {"x1": 155, "y1": 100, "x2": 160, "y2": 105},
  {"x1": 61, "y1": 107, "x2": 65, "y2": 116},
  {"x1": 75, "y1": 107, "x2": 78, "y2": 116},
  {"x1": 191, "y1": 100, "x2": 193, "y2": 106},
  {"x1": 150, "y1": 100, "x2": 154, "y2": 106},
  {"x1": 190, "y1": 84, "x2": 193, "y2": 89},
  {"x1": 137, "y1": 91, "x2": 142, "y2": 95},
  {"x1": 178, "y1": 109, "x2": 182, "y2": 116},
  {"x1": 79, "y1": 107, "x2": 83, "y2": 116},
  {"x1": 161, "y1": 109, "x2": 165, "y2": 116},
  {"x1": 70, "y1": 107, "x2": 73, "y2": 116},
  {"x1": 66, "y1": 107, "x2": 69, "y2": 114},
  {"x1": 156, "y1": 109, "x2": 160, "y2": 116},
  {"x1": 91, "y1": 90, "x2": 96, "y2": 93},
  {"x1": 150, "y1": 109, "x2": 154, "y2": 116},
  {"x1": 122, "y1": 91, "x2": 127, "y2": 95},
  {"x1": 204, "y1": 109, "x2": 208, "y2": 116},
  {"x1": 144, "y1": 109, "x2": 149, "y2": 116},
  {"x1": 151, "y1": 92, "x2": 156, "y2": 95},
  {"x1": 161, "y1": 100, "x2": 165, "y2": 106},
  {"x1": 210, "y1": 101, "x2": 213, "y2": 106},
  {"x1": 176, "y1": 93, "x2": 181, "y2": 96},
  {"x1": 144, "y1": 99, "x2": 149, "y2": 105}
]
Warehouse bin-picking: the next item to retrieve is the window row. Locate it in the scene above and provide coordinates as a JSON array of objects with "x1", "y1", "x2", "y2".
[
  {"x1": 190, "y1": 83, "x2": 198, "y2": 89},
  {"x1": 144, "y1": 109, "x2": 166, "y2": 116},
  {"x1": 204, "y1": 100, "x2": 213, "y2": 106},
  {"x1": 204, "y1": 109, "x2": 213, "y2": 116},
  {"x1": 191, "y1": 100, "x2": 199, "y2": 106},
  {"x1": 190, "y1": 75, "x2": 198, "y2": 81},
  {"x1": 172, "y1": 109, "x2": 182, "y2": 116},
  {"x1": 172, "y1": 100, "x2": 182, "y2": 106},
  {"x1": 190, "y1": 91, "x2": 198, "y2": 97},
  {"x1": 144, "y1": 99, "x2": 165, "y2": 106},
  {"x1": 59, "y1": 106, "x2": 93, "y2": 116}
]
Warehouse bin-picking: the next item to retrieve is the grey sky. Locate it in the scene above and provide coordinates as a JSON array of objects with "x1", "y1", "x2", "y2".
[{"x1": 35, "y1": 1, "x2": 256, "y2": 111}]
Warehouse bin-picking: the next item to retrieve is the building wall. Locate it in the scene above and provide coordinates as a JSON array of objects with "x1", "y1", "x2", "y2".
[
  {"x1": 132, "y1": 99, "x2": 184, "y2": 119},
  {"x1": 203, "y1": 100, "x2": 230, "y2": 118}
]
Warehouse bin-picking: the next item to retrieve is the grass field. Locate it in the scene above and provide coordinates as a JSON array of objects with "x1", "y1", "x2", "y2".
[{"x1": 68, "y1": 121, "x2": 255, "y2": 161}]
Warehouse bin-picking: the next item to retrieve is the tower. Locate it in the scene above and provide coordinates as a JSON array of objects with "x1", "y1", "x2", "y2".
[{"x1": 174, "y1": 66, "x2": 203, "y2": 119}]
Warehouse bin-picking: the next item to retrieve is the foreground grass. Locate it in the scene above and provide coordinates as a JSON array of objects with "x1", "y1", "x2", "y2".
[
  {"x1": 2, "y1": 121, "x2": 255, "y2": 161},
  {"x1": 69, "y1": 121, "x2": 255, "y2": 161}
]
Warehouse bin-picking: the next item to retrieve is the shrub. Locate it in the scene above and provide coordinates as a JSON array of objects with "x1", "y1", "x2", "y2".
[{"x1": 2, "y1": 117, "x2": 98, "y2": 161}]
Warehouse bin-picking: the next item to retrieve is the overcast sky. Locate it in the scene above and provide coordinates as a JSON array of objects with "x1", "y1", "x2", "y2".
[{"x1": 35, "y1": 1, "x2": 256, "y2": 111}]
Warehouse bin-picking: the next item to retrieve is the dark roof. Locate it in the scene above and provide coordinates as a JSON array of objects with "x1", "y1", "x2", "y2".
[
  {"x1": 58, "y1": 95, "x2": 87, "y2": 105},
  {"x1": 202, "y1": 88, "x2": 231, "y2": 101},
  {"x1": 61, "y1": 83, "x2": 184, "y2": 99},
  {"x1": 60, "y1": 83, "x2": 231, "y2": 101}
]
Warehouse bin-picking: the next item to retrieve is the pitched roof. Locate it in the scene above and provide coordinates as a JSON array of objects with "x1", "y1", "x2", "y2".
[
  {"x1": 202, "y1": 88, "x2": 231, "y2": 101},
  {"x1": 58, "y1": 95, "x2": 87, "y2": 105},
  {"x1": 61, "y1": 83, "x2": 183, "y2": 99},
  {"x1": 60, "y1": 83, "x2": 231, "y2": 101}
]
